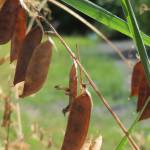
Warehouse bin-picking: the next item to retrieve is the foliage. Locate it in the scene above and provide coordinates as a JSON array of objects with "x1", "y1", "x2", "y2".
[{"x1": 0, "y1": 0, "x2": 150, "y2": 150}]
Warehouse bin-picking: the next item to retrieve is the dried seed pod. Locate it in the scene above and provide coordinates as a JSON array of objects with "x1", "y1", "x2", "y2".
[
  {"x1": 63, "y1": 61, "x2": 78, "y2": 114},
  {"x1": 14, "y1": 26, "x2": 42, "y2": 85},
  {"x1": 10, "y1": 6, "x2": 26, "y2": 62},
  {"x1": 137, "y1": 76, "x2": 150, "y2": 120},
  {"x1": 130, "y1": 61, "x2": 145, "y2": 96},
  {"x1": 0, "y1": 0, "x2": 19, "y2": 44},
  {"x1": 61, "y1": 90, "x2": 92, "y2": 150},
  {"x1": 20, "y1": 40, "x2": 52, "y2": 98},
  {"x1": 0, "y1": 0, "x2": 6, "y2": 9}
]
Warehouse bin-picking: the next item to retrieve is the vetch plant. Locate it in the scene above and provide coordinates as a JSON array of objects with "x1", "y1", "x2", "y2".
[{"x1": 0, "y1": 0, "x2": 150, "y2": 149}]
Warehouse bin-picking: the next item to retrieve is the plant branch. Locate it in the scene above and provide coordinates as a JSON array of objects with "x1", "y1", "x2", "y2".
[
  {"x1": 21, "y1": 2, "x2": 139, "y2": 149},
  {"x1": 38, "y1": 14, "x2": 139, "y2": 150},
  {"x1": 48, "y1": 0, "x2": 132, "y2": 69},
  {"x1": 116, "y1": 96, "x2": 150, "y2": 150}
]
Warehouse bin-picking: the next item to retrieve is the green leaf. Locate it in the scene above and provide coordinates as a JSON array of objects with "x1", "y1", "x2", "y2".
[
  {"x1": 122, "y1": 0, "x2": 150, "y2": 85},
  {"x1": 61, "y1": 0, "x2": 150, "y2": 46},
  {"x1": 116, "y1": 0, "x2": 150, "y2": 149}
]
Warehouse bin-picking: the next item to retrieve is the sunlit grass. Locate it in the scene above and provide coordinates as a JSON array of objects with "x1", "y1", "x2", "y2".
[{"x1": 0, "y1": 36, "x2": 149, "y2": 149}]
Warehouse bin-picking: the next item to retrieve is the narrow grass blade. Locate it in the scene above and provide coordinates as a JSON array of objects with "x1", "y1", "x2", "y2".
[
  {"x1": 61, "y1": 0, "x2": 150, "y2": 47},
  {"x1": 116, "y1": 0, "x2": 150, "y2": 149},
  {"x1": 116, "y1": 97, "x2": 150, "y2": 150},
  {"x1": 121, "y1": 0, "x2": 150, "y2": 85}
]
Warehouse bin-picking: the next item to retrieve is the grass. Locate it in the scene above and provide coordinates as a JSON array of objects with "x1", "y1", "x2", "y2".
[{"x1": 0, "y1": 36, "x2": 149, "y2": 150}]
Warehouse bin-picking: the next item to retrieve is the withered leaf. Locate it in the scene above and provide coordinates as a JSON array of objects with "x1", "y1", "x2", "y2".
[
  {"x1": 14, "y1": 26, "x2": 43, "y2": 85},
  {"x1": 63, "y1": 61, "x2": 78, "y2": 114},
  {"x1": 11, "y1": 6, "x2": 26, "y2": 62},
  {"x1": 131, "y1": 61, "x2": 145, "y2": 96},
  {"x1": 0, "y1": 0, "x2": 19, "y2": 44},
  {"x1": 137, "y1": 75, "x2": 150, "y2": 120},
  {"x1": 61, "y1": 90, "x2": 92, "y2": 150},
  {"x1": 20, "y1": 40, "x2": 52, "y2": 98}
]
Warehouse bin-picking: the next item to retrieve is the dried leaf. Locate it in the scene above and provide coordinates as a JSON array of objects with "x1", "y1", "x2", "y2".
[
  {"x1": 10, "y1": 6, "x2": 26, "y2": 62},
  {"x1": 131, "y1": 61, "x2": 145, "y2": 96},
  {"x1": 90, "y1": 135, "x2": 102, "y2": 150},
  {"x1": 20, "y1": 40, "x2": 52, "y2": 97},
  {"x1": 63, "y1": 61, "x2": 78, "y2": 114},
  {"x1": 61, "y1": 90, "x2": 92, "y2": 150},
  {"x1": 0, "y1": 0, "x2": 19, "y2": 44},
  {"x1": 137, "y1": 76, "x2": 150, "y2": 120},
  {"x1": 14, "y1": 26, "x2": 42, "y2": 85}
]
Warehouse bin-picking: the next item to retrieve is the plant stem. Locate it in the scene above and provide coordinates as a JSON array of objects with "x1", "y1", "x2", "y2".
[
  {"x1": 48, "y1": 0, "x2": 132, "y2": 69},
  {"x1": 39, "y1": 14, "x2": 139, "y2": 150},
  {"x1": 116, "y1": 97, "x2": 150, "y2": 150},
  {"x1": 21, "y1": 2, "x2": 139, "y2": 149},
  {"x1": 122, "y1": 0, "x2": 150, "y2": 85},
  {"x1": 75, "y1": 44, "x2": 83, "y2": 93}
]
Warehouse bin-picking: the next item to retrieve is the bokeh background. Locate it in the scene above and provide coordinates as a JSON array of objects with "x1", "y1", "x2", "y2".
[{"x1": 0, "y1": 0, "x2": 150, "y2": 149}]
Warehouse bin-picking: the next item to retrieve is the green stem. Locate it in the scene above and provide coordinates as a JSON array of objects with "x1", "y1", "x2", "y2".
[
  {"x1": 116, "y1": 97, "x2": 150, "y2": 150},
  {"x1": 122, "y1": 0, "x2": 150, "y2": 86},
  {"x1": 62, "y1": 0, "x2": 150, "y2": 47}
]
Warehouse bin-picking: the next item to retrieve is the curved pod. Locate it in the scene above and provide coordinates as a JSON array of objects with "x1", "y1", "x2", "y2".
[
  {"x1": 131, "y1": 61, "x2": 145, "y2": 96},
  {"x1": 20, "y1": 41, "x2": 52, "y2": 97},
  {"x1": 14, "y1": 26, "x2": 42, "y2": 85},
  {"x1": 11, "y1": 6, "x2": 26, "y2": 62},
  {"x1": 61, "y1": 90, "x2": 92, "y2": 150},
  {"x1": 63, "y1": 61, "x2": 78, "y2": 114},
  {"x1": 0, "y1": 0, "x2": 19, "y2": 44}
]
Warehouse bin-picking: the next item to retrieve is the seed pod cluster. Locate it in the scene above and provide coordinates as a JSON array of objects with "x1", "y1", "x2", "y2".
[
  {"x1": 130, "y1": 61, "x2": 150, "y2": 120},
  {"x1": 0, "y1": 1, "x2": 53, "y2": 97},
  {"x1": 14, "y1": 26, "x2": 53, "y2": 98}
]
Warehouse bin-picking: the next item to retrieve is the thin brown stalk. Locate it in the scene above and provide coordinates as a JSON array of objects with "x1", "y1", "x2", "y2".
[
  {"x1": 48, "y1": 0, "x2": 132, "y2": 69},
  {"x1": 26, "y1": 0, "x2": 48, "y2": 33},
  {"x1": 21, "y1": 3, "x2": 139, "y2": 150},
  {"x1": 39, "y1": 16, "x2": 139, "y2": 150},
  {"x1": 76, "y1": 44, "x2": 83, "y2": 93}
]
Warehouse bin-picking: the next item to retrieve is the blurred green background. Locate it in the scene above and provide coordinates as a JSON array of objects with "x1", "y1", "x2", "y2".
[{"x1": 0, "y1": 0, "x2": 150, "y2": 150}]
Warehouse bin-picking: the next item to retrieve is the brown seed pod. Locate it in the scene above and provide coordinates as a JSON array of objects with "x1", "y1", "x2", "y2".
[
  {"x1": 130, "y1": 61, "x2": 145, "y2": 96},
  {"x1": 61, "y1": 90, "x2": 92, "y2": 150},
  {"x1": 63, "y1": 61, "x2": 78, "y2": 114},
  {"x1": 0, "y1": 0, "x2": 19, "y2": 44},
  {"x1": 137, "y1": 75, "x2": 150, "y2": 120},
  {"x1": 10, "y1": 6, "x2": 26, "y2": 62},
  {"x1": 0, "y1": 0, "x2": 6, "y2": 9},
  {"x1": 20, "y1": 40, "x2": 52, "y2": 98},
  {"x1": 13, "y1": 26, "x2": 43, "y2": 85}
]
